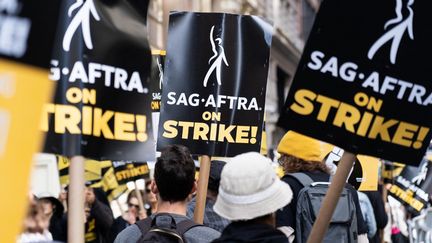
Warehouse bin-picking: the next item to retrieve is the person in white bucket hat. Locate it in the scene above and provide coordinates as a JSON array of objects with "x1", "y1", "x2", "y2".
[{"x1": 212, "y1": 152, "x2": 293, "y2": 243}]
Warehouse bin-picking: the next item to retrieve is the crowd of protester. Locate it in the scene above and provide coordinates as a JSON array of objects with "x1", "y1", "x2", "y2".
[{"x1": 18, "y1": 131, "x2": 430, "y2": 243}]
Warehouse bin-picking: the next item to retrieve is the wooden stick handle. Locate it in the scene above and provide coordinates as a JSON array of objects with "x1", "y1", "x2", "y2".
[
  {"x1": 68, "y1": 156, "x2": 85, "y2": 243},
  {"x1": 306, "y1": 152, "x2": 356, "y2": 243},
  {"x1": 116, "y1": 199, "x2": 125, "y2": 216},
  {"x1": 134, "y1": 181, "x2": 146, "y2": 215},
  {"x1": 193, "y1": 155, "x2": 211, "y2": 224}
]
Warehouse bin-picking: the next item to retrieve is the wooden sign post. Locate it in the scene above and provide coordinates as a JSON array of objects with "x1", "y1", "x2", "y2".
[
  {"x1": 68, "y1": 156, "x2": 85, "y2": 243},
  {"x1": 134, "y1": 181, "x2": 146, "y2": 217},
  {"x1": 193, "y1": 155, "x2": 211, "y2": 224},
  {"x1": 307, "y1": 152, "x2": 356, "y2": 243}
]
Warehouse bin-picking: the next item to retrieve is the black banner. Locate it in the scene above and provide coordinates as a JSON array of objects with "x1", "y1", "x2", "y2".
[
  {"x1": 389, "y1": 158, "x2": 432, "y2": 214},
  {"x1": 150, "y1": 50, "x2": 165, "y2": 143},
  {"x1": 325, "y1": 147, "x2": 363, "y2": 190},
  {"x1": 0, "y1": 0, "x2": 60, "y2": 68},
  {"x1": 43, "y1": 0, "x2": 155, "y2": 161},
  {"x1": 150, "y1": 50, "x2": 165, "y2": 113},
  {"x1": 157, "y1": 12, "x2": 273, "y2": 157},
  {"x1": 111, "y1": 161, "x2": 149, "y2": 185},
  {"x1": 323, "y1": 146, "x2": 379, "y2": 191},
  {"x1": 278, "y1": 0, "x2": 432, "y2": 166},
  {"x1": 382, "y1": 161, "x2": 405, "y2": 184}
]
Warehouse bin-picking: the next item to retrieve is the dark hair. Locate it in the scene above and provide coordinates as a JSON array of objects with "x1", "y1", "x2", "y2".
[
  {"x1": 279, "y1": 154, "x2": 329, "y2": 174},
  {"x1": 154, "y1": 145, "x2": 195, "y2": 202},
  {"x1": 127, "y1": 190, "x2": 144, "y2": 203},
  {"x1": 37, "y1": 197, "x2": 64, "y2": 217},
  {"x1": 145, "y1": 180, "x2": 152, "y2": 188},
  {"x1": 208, "y1": 160, "x2": 226, "y2": 192},
  {"x1": 237, "y1": 213, "x2": 275, "y2": 225}
]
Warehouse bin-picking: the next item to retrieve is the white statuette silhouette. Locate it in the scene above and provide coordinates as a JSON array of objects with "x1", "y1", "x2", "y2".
[
  {"x1": 367, "y1": 0, "x2": 414, "y2": 64},
  {"x1": 157, "y1": 57, "x2": 163, "y2": 90},
  {"x1": 0, "y1": 0, "x2": 20, "y2": 14},
  {"x1": 63, "y1": 0, "x2": 100, "y2": 52},
  {"x1": 412, "y1": 162, "x2": 427, "y2": 186},
  {"x1": 203, "y1": 25, "x2": 228, "y2": 87}
]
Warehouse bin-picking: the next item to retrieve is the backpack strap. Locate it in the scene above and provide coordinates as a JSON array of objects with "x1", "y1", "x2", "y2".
[
  {"x1": 287, "y1": 172, "x2": 314, "y2": 187},
  {"x1": 135, "y1": 217, "x2": 153, "y2": 235},
  {"x1": 176, "y1": 219, "x2": 201, "y2": 236},
  {"x1": 135, "y1": 215, "x2": 201, "y2": 237}
]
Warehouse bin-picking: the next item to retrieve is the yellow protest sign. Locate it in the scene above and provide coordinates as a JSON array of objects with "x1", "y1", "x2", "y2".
[
  {"x1": 323, "y1": 145, "x2": 379, "y2": 191},
  {"x1": 357, "y1": 155, "x2": 379, "y2": 191},
  {"x1": 57, "y1": 156, "x2": 112, "y2": 185},
  {"x1": 107, "y1": 185, "x2": 128, "y2": 201},
  {"x1": 0, "y1": 59, "x2": 53, "y2": 242}
]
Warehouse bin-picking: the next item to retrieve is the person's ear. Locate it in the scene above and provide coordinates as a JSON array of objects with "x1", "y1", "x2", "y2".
[
  {"x1": 190, "y1": 180, "x2": 197, "y2": 195},
  {"x1": 150, "y1": 180, "x2": 158, "y2": 194}
]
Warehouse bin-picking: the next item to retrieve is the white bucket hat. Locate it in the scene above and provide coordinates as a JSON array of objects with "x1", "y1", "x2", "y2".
[{"x1": 214, "y1": 152, "x2": 293, "y2": 220}]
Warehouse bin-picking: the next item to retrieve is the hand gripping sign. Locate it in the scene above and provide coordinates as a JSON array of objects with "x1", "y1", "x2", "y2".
[{"x1": 157, "y1": 12, "x2": 273, "y2": 157}]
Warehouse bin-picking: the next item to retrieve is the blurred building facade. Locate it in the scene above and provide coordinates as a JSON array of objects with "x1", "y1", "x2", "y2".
[{"x1": 147, "y1": 0, "x2": 320, "y2": 154}]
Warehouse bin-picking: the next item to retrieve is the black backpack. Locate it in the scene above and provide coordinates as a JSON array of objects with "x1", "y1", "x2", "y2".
[{"x1": 136, "y1": 213, "x2": 200, "y2": 243}]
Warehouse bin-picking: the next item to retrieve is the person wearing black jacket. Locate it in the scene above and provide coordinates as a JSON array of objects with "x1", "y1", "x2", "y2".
[
  {"x1": 63, "y1": 187, "x2": 114, "y2": 243},
  {"x1": 84, "y1": 187, "x2": 114, "y2": 243},
  {"x1": 37, "y1": 196, "x2": 66, "y2": 242},
  {"x1": 364, "y1": 185, "x2": 388, "y2": 243},
  {"x1": 275, "y1": 131, "x2": 369, "y2": 243}
]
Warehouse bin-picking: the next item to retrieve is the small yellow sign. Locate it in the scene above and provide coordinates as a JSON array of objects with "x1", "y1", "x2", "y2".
[{"x1": 321, "y1": 142, "x2": 379, "y2": 191}]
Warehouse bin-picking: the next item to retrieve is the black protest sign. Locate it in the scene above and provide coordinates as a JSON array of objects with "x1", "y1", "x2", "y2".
[
  {"x1": 277, "y1": 0, "x2": 432, "y2": 165},
  {"x1": 42, "y1": 0, "x2": 155, "y2": 161},
  {"x1": 150, "y1": 50, "x2": 165, "y2": 142},
  {"x1": 111, "y1": 161, "x2": 150, "y2": 185},
  {"x1": 389, "y1": 158, "x2": 432, "y2": 213},
  {"x1": 150, "y1": 50, "x2": 165, "y2": 113},
  {"x1": 323, "y1": 146, "x2": 379, "y2": 191},
  {"x1": 382, "y1": 161, "x2": 405, "y2": 184},
  {"x1": 0, "y1": 0, "x2": 60, "y2": 68},
  {"x1": 57, "y1": 155, "x2": 112, "y2": 185},
  {"x1": 157, "y1": 12, "x2": 272, "y2": 156}
]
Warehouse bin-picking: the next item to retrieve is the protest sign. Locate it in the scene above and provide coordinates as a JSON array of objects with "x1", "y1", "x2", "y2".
[
  {"x1": 106, "y1": 185, "x2": 128, "y2": 201},
  {"x1": 323, "y1": 146, "x2": 379, "y2": 191},
  {"x1": 278, "y1": 0, "x2": 432, "y2": 166},
  {"x1": 57, "y1": 156, "x2": 113, "y2": 184},
  {"x1": 276, "y1": 1, "x2": 432, "y2": 241},
  {"x1": 112, "y1": 161, "x2": 150, "y2": 185},
  {"x1": 389, "y1": 158, "x2": 432, "y2": 214},
  {"x1": 0, "y1": 0, "x2": 60, "y2": 241},
  {"x1": 150, "y1": 50, "x2": 165, "y2": 142},
  {"x1": 31, "y1": 154, "x2": 61, "y2": 198},
  {"x1": 382, "y1": 161, "x2": 405, "y2": 184},
  {"x1": 0, "y1": 60, "x2": 53, "y2": 242},
  {"x1": 42, "y1": 0, "x2": 155, "y2": 161},
  {"x1": 157, "y1": 12, "x2": 273, "y2": 157},
  {"x1": 0, "y1": 0, "x2": 60, "y2": 67}
]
